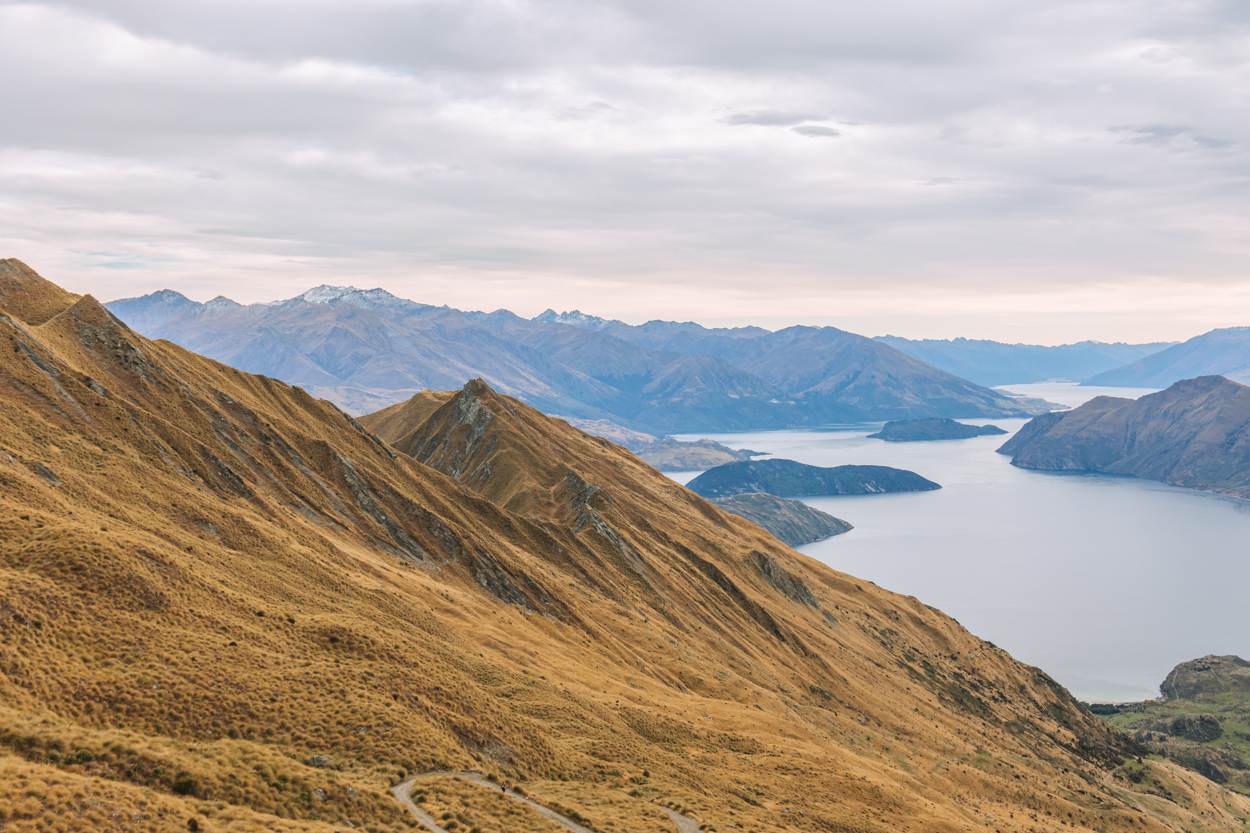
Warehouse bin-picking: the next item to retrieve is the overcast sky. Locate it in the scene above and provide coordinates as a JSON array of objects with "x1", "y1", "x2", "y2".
[{"x1": 2, "y1": 1, "x2": 1248, "y2": 342}]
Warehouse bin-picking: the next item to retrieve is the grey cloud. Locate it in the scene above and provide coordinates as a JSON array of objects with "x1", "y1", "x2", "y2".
[
  {"x1": 725, "y1": 110, "x2": 829, "y2": 126},
  {"x1": 790, "y1": 125, "x2": 840, "y2": 138},
  {"x1": 1113, "y1": 124, "x2": 1231, "y2": 150},
  {"x1": 1, "y1": 0, "x2": 1249, "y2": 342}
]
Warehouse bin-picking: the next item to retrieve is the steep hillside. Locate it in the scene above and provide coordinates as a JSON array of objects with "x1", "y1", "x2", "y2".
[
  {"x1": 358, "y1": 389, "x2": 455, "y2": 445},
  {"x1": 877, "y1": 336, "x2": 1171, "y2": 386},
  {"x1": 999, "y1": 376, "x2": 1250, "y2": 497},
  {"x1": 108, "y1": 288, "x2": 1052, "y2": 430},
  {"x1": 1087, "y1": 327, "x2": 1250, "y2": 388},
  {"x1": 4, "y1": 259, "x2": 1247, "y2": 832},
  {"x1": 363, "y1": 395, "x2": 759, "y2": 472}
]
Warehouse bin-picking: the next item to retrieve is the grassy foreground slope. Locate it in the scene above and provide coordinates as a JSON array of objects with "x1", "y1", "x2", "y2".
[{"x1": 1, "y1": 258, "x2": 1247, "y2": 832}]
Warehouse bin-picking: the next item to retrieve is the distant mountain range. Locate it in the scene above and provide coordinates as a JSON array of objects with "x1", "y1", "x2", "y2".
[
  {"x1": 107, "y1": 288, "x2": 1052, "y2": 431},
  {"x1": 876, "y1": 336, "x2": 1172, "y2": 386},
  {"x1": 1000, "y1": 376, "x2": 1250, "y2": 498},
  {"x1": 1085, "y1": 327, "x2": 1250, "y2": 388}
]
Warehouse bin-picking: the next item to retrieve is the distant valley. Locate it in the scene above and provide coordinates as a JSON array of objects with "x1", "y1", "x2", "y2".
[
  {"x1": 107, "y1": 288, "x2": 1052, "y2": 432},
  {"x1": 877, "y1": 336, "x2": 1172, "y2": 386},
  {"x1": 1085, "y1": 327, "x2": 1250, "y2": 388}
]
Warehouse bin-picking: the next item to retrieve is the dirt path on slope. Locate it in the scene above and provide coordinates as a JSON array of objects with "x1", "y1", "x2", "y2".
[
  {"x1": 660, "y1": 805, "x2": 702, "y2": 833},
  {"x1": 391, "y1": 770, "x2": 700, "y2": 833}
]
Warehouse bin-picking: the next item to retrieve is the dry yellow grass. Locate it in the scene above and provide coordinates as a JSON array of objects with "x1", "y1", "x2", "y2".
[{"x1": 0, "y1": 257, "x2": 1247, "y2": 833}]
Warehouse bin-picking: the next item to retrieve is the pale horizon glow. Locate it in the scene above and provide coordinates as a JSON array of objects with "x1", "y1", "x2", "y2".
[{"x1": 3, "y1": 0, "x2": 1250, "y2": 344}]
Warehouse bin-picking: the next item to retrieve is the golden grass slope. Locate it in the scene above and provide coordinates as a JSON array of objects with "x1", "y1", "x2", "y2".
[
  {"x1": 359, "y1": 389, "x2": 454, "y2": 444},
  {"x1": 0, "y1": 258, "x2": 1247, "y2": 832}
]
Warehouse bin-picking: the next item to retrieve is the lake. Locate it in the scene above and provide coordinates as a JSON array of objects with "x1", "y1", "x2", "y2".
[{"x1": 672, "y1": 382, "x2": 1250, "y2": 702}]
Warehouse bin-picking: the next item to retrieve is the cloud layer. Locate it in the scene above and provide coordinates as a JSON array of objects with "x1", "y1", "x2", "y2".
[{"x1": 2, "y1": 0, "x2": 1248, "y2": 341}]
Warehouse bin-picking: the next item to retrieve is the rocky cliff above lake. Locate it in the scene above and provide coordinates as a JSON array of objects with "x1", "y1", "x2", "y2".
[
  {"x1": 711, "y1": 492, "x2": 852, "y2": 546},
  {"x1": 999, "y1": 376, "x2": 1250, "y2": 498},
  {"x1": 869, "y1": 417, "x2": 1008, "y2": 442},
  {"x1": 686, "y1": 458, "x2": 941, "y2": 498}
]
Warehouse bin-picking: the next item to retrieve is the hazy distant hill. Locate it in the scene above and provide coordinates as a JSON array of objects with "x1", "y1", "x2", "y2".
[
  {"x1": 1085, "y1": 327, "x2": 1250, "y2": 388},
  {"x1": 875, "y1": 335, "x2": 1172, "y2": 386},
  {"x1": 529, "y1": 309, "x2": 1055, "y2": 426},
  {"x1": 108, "y1": 289, "x2": 1052, "y2": 431},
  {"x1": 1000, "y1": 376, "x2": 1250, "y2": 498}
]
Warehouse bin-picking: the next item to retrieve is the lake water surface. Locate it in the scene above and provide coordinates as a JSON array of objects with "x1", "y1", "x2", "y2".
[{"x1": 672, "y1": 383, "x2": 1250, "y2": 702}]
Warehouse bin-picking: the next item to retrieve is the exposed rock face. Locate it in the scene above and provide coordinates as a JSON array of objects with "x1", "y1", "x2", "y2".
[
  {"x1": 869, "y1": 418, "x2": 1007, "y2": 442},
  {"x1": 1152, "y1": 715, "x2": 1223, "y2": 742},
  {"x1": 714, "y1": 493, "x2": 852, "y2": 547},
  {"x1": 686, "y1": 458, "x2": 940, "y2": 498},
  {"x1": 999, "y1": 376, "x2": 1250, "y2": 497},
  {"x1": 749, "y1": 550, "x2": 820, "y2": 607}
]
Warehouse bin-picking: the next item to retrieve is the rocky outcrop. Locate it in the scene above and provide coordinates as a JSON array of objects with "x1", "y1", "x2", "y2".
[
  {"x1": 1162, "y1": 655, "x2": 1250, "y2": 701},
  {"x1": 869, "y1": 417, "x2": 1007, "y2": 442},
  {"x1": 714, "y1": 493, "x2": 852, "y2": 547},
  {"x1": 748, "y1": 550, "x2": 820, "y2": 607},
  {"x1": 1151, "y1": 714, "x2": 1223, "y2": 742},
  {"x1": 686, "y1": 458, "x2": 940, "y2": 499},
  {"x1": 999, "y1": 376, "x2": 1250, "y2": 497}
]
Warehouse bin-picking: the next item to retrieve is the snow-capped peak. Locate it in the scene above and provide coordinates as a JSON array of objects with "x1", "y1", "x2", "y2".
[
  {"x1": 533, "y1": 309, "x2": 606, "y2": 327},
  {"x1": 298, "y1": 285, "x2": 360, "y2": 304},
  {"x1": 292, "y1": 285, "x2": 411, "y2": 310},
  {"x1": 204, "y1": 295, "x2": 241, "y2": 310}
]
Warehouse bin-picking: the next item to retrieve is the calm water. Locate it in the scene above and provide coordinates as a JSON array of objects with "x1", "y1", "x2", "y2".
[{"x1": 673, "y1": 383, "x2": 1250, "y2": 702}]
